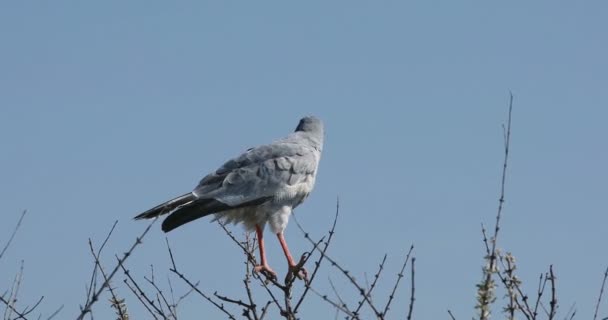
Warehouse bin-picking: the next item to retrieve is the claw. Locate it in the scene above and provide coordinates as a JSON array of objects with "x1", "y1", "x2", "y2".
[
  {"x1": 254, "y1": 264, "x2": 277, "y2": 281},
  {"x1": 285, "y1": 253, "x2": 309, "y2": 284},
  {"x1": 290, "y1": 265, "x2": 308, "y2": 282}
]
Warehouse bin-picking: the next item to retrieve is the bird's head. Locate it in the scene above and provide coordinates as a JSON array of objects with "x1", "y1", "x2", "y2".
[{"x1": 295, "y1": 116, "x2": 324, "y2": 149}]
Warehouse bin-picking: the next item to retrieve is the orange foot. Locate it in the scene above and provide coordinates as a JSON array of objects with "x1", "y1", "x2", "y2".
[{"x1": 254, "y1": 264, "x2": 277, "y2": 280}]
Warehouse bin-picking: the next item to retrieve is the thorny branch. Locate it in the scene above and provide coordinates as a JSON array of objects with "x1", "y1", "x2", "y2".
[
  {"x1": 352, "y1": 254, "x2": 387, "y2": 316},
  {"x1": 406, "y1": 257, "x2": 416, "y2": 320},
  {"x1": 165, "y1": 238, "x2": 238, "y2": 320},
  {"x1": 478, "y1": 92, "x2": 513, "y2": 320},
  {"x1": 475, "y1": 95, "x2": 571, "y2": 320},
  {"x1": 382, "y1": 245, "x2": 414, "y2": 317},
  {"x1": 160, "y1": 199, "x2": 411, "y2": 320},
  {"x1": 77, "y1": 218, "x2": 156, "y2": 319},
  {"x1": 122, "y1": 265, "x2": 161, "y2": 318},
  {"x1": 88, "y1": 238, "x2": 128, "y2": 320},
  {"x1": 0, "y1": 211, "x2": 47, "y2": 320},
  {"x1": 294, "y1": 201, "x2": 415, "y2": 320}
]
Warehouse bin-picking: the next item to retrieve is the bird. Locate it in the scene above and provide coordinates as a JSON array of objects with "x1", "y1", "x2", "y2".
[{"x1": 134, "y1": 116, "x2": 324, "y2": 280}]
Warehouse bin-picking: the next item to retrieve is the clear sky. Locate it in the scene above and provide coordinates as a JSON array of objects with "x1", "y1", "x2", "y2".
[{"x1": 1, "y1": 1, "x2": 607, "y2": 319}]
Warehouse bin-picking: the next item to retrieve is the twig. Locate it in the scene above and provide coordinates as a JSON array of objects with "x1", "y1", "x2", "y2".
[
  {"x1": 144, "y1": 273, "x2": 175, "y2": 319},
  {"x1": 382, "y1": 245, "x2": 414, "y2": 317},
  {"x1": 406, "y1": 257, "x2": 416, "y2": 320},
  {"x1": 479, "y1": 93, "x2": 514, "y2": 320},
  {"x1": 548, "y1": 265, "x2": 557, "y2": 320},
  {"x1": 83, "y1": 220, "x2": 119, "y2": 310},
  {"x1": 259, "y1": 301, "x2": 272, "y2": 320},
  {"x1": 0, "y1": 260, "x2": 44, "y2": 320},
  {"x1": 165, "y1": 238, "x2": 237, "y2": 320},
  {"x1": 174, "y1": 278, "x2": 196, "y2": 308},
  {"x1": 4, "y1": 259, "x2": 24, "y2": 320},
  {"x1": 77, "y1": 218, "x2": 156, "y2": 319},
  {"x1": 0, "y1": 210, "x2": 27, "y2": 261},
  {"x1": 594, "y1": 266, "x2": 608, "y2": 320},
  {"x1": 306, "y1": 285, "x2": 355, "y2": 317},
  {"x1": 122, "y1": 278, "x2": 160, "y2": 319},
  {"x1": 496, "y1": 252, "x2": 534, "y2": 320},
  {"x1": 328, "y1": 278, "x2": 350, "y2": 313},
  {"x1": 0, "y1": 294, "x2": 44, "y2": 320},
  {"x1": 118, "y1": 257, "x2": 163, "y2": 318},
  {"x1": 251, "y1": 270, "x2": 285, "y2": 316},
  {"x1": 293, "y1": 199, "x2": 339, "y2": 313},
  {"x1": 534, "y1": 273, "x2": 548, "y2": 318},
  {"x1": 243, "y1": 257, "x2": 259, "y2": 320},
  {"x1": 218, "y1": 222, "x2": 257, "y2": 266},
  {"x1": 352, "y1": 254, "x2": 387, "y2": 317},
  {"x1": 46, "y1": 305, "x2": 64, "y2": 320},
  {"x1": 447, "y1": 309, "x2": 457, "y2": 320},
  {"x1": 87, "y1": 239, "x2": 128, "y2": 320},
  {"x1": 218, "y1": 223, "x2": 291, "y2": 317},
  {"x1": 308, "y1": 241, "x2": 381, "y2": 316},
  {"x1": 0, "y1": 294, "x2": 29, "y2": 320},
  {"x1": 214, "y1": 292, "x2": 253, "y2": 310},
  {"x1": 563, "y1": 302, "x2": 576, "y2": 320}
]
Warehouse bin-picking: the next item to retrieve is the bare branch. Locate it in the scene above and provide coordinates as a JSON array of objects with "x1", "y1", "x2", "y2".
[
  {"x1": 0, "y1": 210, "x2": 27, "y2": 261},
  {"x1": 121, "y1": 277, "x2": 160, "y2": 319},
  {"x1": 4, "y1": 259, "x2": 24, "y2": 320},
  {"x1": 87, "y1": 239, "x2": 128, "y2": 320},
  {"x1": 293, "y1": 199, "x2": 339, "y2": 313},
  {"x1": 118, "y1": 257, "x2": 165, "y2": 319},
  {"x1": 534, "y1": 273, "x2": 548, "y2": 318},
  {"x1": 594, "y1": 266, "x2": 608, "y2": 320},
  {"x1": 259, "y1": 301, "x2": 272, "y2": 320},
  {"x1": 328, "y1": 278, "x2": 351, "y2": 314},
  {"x1": 46, "y1": 305, "x2": 64, "y2": 320},
  {"x1": 478, "y1": 93, "x2": 514, "y2": 320},
  {"x1": 548, "y1": 265, "x2": 557, "y2": 320},
  {"x1": 0, "y1": 260, "x2": 45, "y2": 320},
  {"x1": 352, "y1": 254, "x2": 387, "y2": 317},
  {"x1": 382, "y1": 245, "x2": 414, "y2": 317},
  {"x1": 165, "y1": 238, "x2": 237, "y2": 320},
  {"x1": 447, "y1": 309, "x2": 457, "y2": 320},
  {"x1": 77, "y1": 218, "x2": 156, "y2": 319},
  {"x1": 306, "y1": 285, "x2": 355, "y2": 317},
  {"x1": 406, "y1": 257, "x2": 416, "y2": 320}
]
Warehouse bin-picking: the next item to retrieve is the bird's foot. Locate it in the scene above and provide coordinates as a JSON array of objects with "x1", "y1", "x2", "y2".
[
  {"x1": 254, "y1": 264, "x2": 277, "y2": 281},
  {"x1": 285, "y1": 254, "x2": 309, "y2": 284}
]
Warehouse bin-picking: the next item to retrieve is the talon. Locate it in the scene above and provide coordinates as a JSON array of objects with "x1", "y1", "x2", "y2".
[
  {"x1": 288, "y1": 264, "x2": 308, "y2": 283},
  {"x1": 254, "y1": 264, "x2": 277, "y2": 280},
  {"x1": 285, "y1": 254, "x2": 308, "y2": 283}
]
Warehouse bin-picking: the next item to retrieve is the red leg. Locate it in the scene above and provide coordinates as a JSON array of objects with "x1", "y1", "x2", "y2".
[
  {"x1": 277, "y1": 232, "x2": 308, "y2": 281},
  {"x1": 253, "y1": 224, "x2": 276, "y2": 278},
  {"x1": 277, "y1": 232, "x2": 296, "y2": 266}
]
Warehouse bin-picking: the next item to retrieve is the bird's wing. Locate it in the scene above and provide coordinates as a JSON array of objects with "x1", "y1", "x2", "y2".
[{"x1": 193, "y1": 140, "x2": 319, "y2": 207}]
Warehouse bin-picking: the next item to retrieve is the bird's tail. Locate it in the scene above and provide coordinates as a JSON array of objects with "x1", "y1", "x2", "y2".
[{"x1": 133, "y1": 193, "x2": 195, "y2": 220}]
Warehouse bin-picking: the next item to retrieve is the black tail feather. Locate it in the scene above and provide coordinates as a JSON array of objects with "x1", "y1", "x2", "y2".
[
  {"x1": 134, "y1": 193, "x2": 195, "y2": 220},
  {"x1": 161, "y1": 196, "x2": 273, "y2": 233},
  {"x1": 161, "y1": 198, "x2": 228, "y2": 232}
]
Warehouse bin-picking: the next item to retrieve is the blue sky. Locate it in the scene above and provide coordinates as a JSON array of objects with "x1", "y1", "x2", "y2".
[{"x1": 1, "y1": 1, "x2": 607, "y2": 319}]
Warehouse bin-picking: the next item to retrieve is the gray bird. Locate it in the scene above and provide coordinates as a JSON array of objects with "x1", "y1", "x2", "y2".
[{"x1": 135, "y1": 116, "x2": 324, "y2": 279}]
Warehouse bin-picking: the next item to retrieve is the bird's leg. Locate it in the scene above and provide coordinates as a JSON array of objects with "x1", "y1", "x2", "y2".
[
  {"x1": 277, "y1": 232, "x2": 308, "y2": 282},
  {"x1": 253, "y1": 224, "x2": 277, "y2": 280}
]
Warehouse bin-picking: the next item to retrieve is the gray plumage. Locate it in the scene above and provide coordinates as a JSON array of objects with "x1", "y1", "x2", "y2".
[{"x1": 134, "y1": 116, "x2": 324, "y2": 234}]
